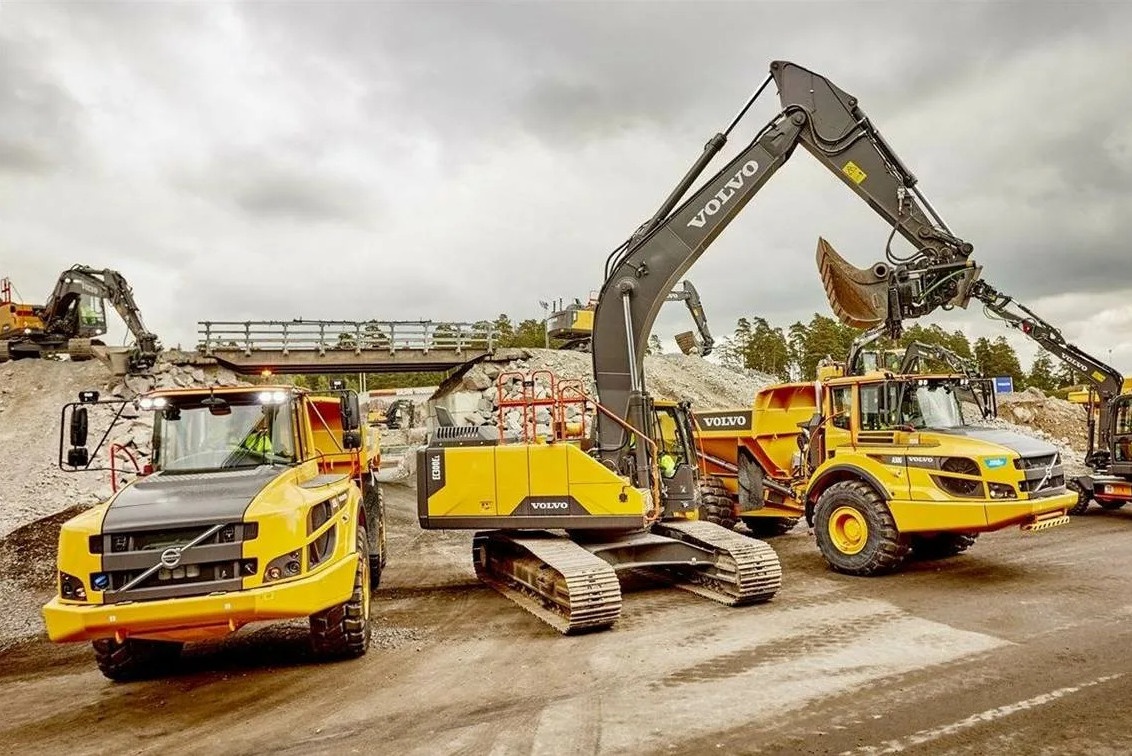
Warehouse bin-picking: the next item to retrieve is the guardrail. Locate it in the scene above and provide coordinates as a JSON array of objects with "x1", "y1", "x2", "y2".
[{"x1": 198, "y1": 320, "x2": 498, "y2": 356}]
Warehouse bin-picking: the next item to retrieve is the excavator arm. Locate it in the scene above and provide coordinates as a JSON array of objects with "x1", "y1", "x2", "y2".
[
  {"x1": 592, "y1": 60, "x2": 980, "y2": 480},
  {"x1": 668, "y1": 280, "x2": 715, "y2": 356},
  {"x1": 969, "y1": 279, "x2": 1124, "y2": 457},
  {"x1": 42, "y1": 266, "x2": 161, "y2": 370}
]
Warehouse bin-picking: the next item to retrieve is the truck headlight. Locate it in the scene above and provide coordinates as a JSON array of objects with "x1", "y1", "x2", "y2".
[
  {"x1": 60, "y1": 572, "x2": 87, "y2": 601},
  {"x1": 988, "y1": 483, "x2": 1017, "y2": 499},
  {"x1": 264, "y1": 551, "x2": 302, "y2": 582}
]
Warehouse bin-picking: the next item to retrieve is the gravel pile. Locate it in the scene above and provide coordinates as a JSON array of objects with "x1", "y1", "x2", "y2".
[{"x1": 431, "y1": 348, "x2": 774, "y2": 434}]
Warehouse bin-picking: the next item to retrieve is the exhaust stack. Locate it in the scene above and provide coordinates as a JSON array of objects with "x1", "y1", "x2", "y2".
[{"x1": 816, "y1": 237, "x2": 892, "y2": 330}]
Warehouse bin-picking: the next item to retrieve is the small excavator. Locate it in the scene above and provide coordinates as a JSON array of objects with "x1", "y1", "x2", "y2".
[
  {"x1": 417, "y1": 60, "x2": 991, "y2": 633},
  {"x1": 969, "y1": 282, "x2": 1130, "y2": 514},
  {"x1": 0, "y1": 266, "x2": 160, "y2": 371},
  {"x1": 547, "y1": 279, "x2": 715, "y2": 355}
]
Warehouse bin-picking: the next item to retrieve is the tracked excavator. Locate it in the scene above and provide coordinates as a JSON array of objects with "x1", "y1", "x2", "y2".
[
  {"x1": 547, "y1": 279, "x2": 715, "y2": 355},
  {"x1": 0, "y1": 266, "x2": 160, "y2": 371},
  {"x1": 417, "y1": 60, "x2": 989, "y2": 632}
]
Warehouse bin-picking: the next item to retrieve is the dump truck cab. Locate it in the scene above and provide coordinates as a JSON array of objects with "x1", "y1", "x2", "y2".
[
  {"x1": 44, "y1": 383, "x2": 387, "y2": 680},
  {"x1": 695, "y1": 370, "x2": 1075, "y2": 574}
]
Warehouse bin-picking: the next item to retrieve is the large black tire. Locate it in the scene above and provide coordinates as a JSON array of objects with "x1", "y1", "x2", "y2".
[
  {"x1": 92, "y1": 638, "x2": 183, "y2": 682},
  {"x1": 699, "y1": 476, "x2": 737, "y2": 531},
  {"x1": 741, "y1": 516, "x2": 800, "y2": 538},
  {"x1": 1067, "y1": 479, "x2": 1092, "y2": 515},
  {"x1": 310, "y1": 525, "x2": 371, "y2": 659},
  {"x1": 813, "y1": 480, "x2": 910, "y2": 576},
  {"x1": 362, "y1": 484, "x2": 387, "y2": 588},
  {"x1": 910, "y1": 532, "x2": 979, "y2": 560}
]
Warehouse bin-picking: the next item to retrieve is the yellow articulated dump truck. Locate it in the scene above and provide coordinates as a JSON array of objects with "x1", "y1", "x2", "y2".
[
  {"x1": 693, "y1": 371, "x2": 1075, "y2": 575},
  {"x1": 44, "y1": 383, "x2": 386, "y2": 680}
]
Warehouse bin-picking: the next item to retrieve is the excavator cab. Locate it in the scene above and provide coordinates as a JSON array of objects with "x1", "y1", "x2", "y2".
[
  {"x1": 75, "y1": 292, "x2": 108, "y2": 338},
  {"x1": 651, "y1": 400, "x2": 700, "y2": 514}
]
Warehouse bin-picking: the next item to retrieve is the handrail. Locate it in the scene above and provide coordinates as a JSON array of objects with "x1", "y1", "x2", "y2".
[{"x1": 197, "y1": 319, "x2": 498, "y2": 356}]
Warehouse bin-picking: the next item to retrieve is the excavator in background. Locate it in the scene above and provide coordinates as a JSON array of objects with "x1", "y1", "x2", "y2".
[
  {"x1": 0, "y1": 266, "x2": 160, "y2": 372},
  {"x1": 547, "y1": 279, "x2": 715, "y2": 355},
  {"x1": 817, "y1": 325, "x2": 980, "y2": 380},
  {"x1": 416, "y1": 60, "x2": 1013, "y2": 632},
  {"x1": 959, "y1": 281, "x2": 1132, "y2": 514}
]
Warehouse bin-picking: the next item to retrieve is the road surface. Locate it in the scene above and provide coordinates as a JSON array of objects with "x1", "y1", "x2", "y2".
[{"x1": 3, "y1": 486, "x2": 1131, "y2": 755}]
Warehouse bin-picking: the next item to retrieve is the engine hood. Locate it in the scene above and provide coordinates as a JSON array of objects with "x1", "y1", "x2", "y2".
[
  {"x1": 101, "y1": 466, "x2": 281, "y2": 532},
  {"x1": 930, "y1": 426, "x2": 1058, "y2": 458}
]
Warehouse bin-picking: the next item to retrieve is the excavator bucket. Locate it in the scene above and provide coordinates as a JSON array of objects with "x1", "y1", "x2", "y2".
[
  {"x1": 816, "y1": 237, "x2": 891, "y2": 329},
  {"x1": 674, "y1": 331, "x2": 699, "y2": 355}
]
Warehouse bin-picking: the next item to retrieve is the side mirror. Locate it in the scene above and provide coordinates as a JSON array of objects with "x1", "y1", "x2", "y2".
[
  {"x1": 70, "y1": 406, "x2": 89, "y2": 448},
  {"x1": 341, "y1": 392, "x2": 361, "y2": 433},
  {"x1": 67, "y1": 447, "x2": 90, "y2": 467}
]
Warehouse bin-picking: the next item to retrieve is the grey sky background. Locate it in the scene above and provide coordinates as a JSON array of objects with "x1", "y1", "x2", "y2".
[{"x1": 3, "y1": 1, "x2": 1131, "y2": 373}]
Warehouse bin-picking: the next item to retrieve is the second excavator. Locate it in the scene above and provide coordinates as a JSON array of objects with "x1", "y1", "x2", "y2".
[
  {"x1": 417, "y1": 60, "x2": 993, "y2": 633},
  {"x1": 0, "y1": 266, "x2": 160, "y2": 372}
]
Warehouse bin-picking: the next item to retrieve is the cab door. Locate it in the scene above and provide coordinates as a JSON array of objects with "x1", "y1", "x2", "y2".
[{"x1": 822, "y1": 384, "x2": 854, "y2": 461}]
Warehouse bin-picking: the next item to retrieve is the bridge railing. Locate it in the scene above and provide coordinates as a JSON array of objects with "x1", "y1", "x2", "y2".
[{"x1": 198, "y1": 320, "x2": 498, "y2": 356}]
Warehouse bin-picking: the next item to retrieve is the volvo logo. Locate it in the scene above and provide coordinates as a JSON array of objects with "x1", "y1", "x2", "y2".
[
  {"x1": 686, "y1": 160, "x2": 760, "y2": 229},
  {"x1": 159, "y1": 547, "x2": 182, "y2": 569}
]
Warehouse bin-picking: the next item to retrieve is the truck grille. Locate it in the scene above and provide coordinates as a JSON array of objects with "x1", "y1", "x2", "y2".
[
  {"x1": 1014, "y1": 453, "x2": 1066, "y2": 498},
  {"x1": 92, "y1": 522, "x2": 258, "y2": 603}
]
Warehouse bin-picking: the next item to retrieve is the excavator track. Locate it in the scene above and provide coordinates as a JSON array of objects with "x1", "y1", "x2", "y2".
[
  {"x1": 472, "y1": 531, "x2": 622, "y2": 635},
  {"x1": 652, "y1": 520, "x2": 782, "y2": 606}
]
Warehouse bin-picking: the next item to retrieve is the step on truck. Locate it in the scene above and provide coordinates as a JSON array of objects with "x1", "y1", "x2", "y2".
[
  {"x1": 43, "y1": 382, "x2": 387, "y2": 680},
  {"x1": 694, "y1": 370, "x2": 1075, "y2": 574}
]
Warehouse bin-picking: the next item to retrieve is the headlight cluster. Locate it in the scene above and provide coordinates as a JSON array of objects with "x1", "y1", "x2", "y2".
[
  {"x1": 59, "y1": 572, "x2": 87, "y2": 601},
  {"x1": 137, "y1": 396, "x2": 169, "y2": 410},
  {"x1": 258, "y1": 390, "x2": 289, "y2": 404},
  {"x1": 988, "y1": 483, "x2": 1017, "y2": 500},
  {"x1": 264, "y1": 551, "x2": 302, "y2": 582}
]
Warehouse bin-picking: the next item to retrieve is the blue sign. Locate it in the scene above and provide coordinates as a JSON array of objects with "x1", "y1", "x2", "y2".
[{"x1": 993, "y1": 376, "x2": 1014, "y2": 394}]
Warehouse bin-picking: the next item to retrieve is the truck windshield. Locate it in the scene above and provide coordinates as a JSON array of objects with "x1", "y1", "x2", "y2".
[
  {"x1": 153, "y1": 398, "x2": 297, "y2": 472},
  {"x1": 860, "y1": 380, "x2": 968, "y2": 431}
]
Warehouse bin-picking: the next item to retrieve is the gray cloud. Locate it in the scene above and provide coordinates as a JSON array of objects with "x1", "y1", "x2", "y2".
[{"x1": 2, "y1": 0, "x2": 1131, "y2": 375}]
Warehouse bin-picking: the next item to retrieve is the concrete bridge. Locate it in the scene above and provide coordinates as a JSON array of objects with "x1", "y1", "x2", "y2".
[{"x1": 197, "y1": 320, "x2": 497, "y2": 375}]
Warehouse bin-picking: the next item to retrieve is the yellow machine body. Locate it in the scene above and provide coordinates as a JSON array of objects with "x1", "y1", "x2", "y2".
[
  {"x1": 44, "y1": 385, "x2": 378, "y2": 645},
  {"x1": 694, "y1": 373, "x2": 1075, "y2": 536},
  {"x1": 418, "y1": 438, "x2": 649, "y2": 530}
]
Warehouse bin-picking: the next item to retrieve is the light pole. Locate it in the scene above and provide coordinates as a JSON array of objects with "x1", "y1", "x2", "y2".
[{"x1": 539, "y1": 300, "x2": 550, "y2": 349}]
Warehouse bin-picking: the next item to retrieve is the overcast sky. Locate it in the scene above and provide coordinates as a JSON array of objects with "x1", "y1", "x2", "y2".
[{"x1": 3, "y1": 1, "x2": 1131, "y2": 374}]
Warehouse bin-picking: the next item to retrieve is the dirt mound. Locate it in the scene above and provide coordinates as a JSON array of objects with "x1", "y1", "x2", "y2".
[{"x1": 997, "y1": 387, "x2": 1089, "y2": 452}]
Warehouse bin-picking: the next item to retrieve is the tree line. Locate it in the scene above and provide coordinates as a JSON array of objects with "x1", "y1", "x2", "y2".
[{"x1": 716, "y1": 313, "x2": 1076, "y2": 393}]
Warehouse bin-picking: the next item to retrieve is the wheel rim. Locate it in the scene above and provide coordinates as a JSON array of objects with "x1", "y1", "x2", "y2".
[{"x1": 829, "y1": 506, "x2": 868, "y2": 555}]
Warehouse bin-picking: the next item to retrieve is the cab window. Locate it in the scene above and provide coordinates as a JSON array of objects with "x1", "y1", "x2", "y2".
[{"x1": 830, "y1": 386, "x2": 852, "y2": 430}]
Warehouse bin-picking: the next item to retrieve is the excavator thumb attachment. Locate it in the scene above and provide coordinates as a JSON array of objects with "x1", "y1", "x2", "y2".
[
  {"x1": 674, "y1": 331, "x2": 700, "y2": 355},
  {"x1": 816, "y1": 237, "x2": 891, "y2": 330}
]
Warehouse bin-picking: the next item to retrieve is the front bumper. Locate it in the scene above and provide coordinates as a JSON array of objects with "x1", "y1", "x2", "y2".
[
  {"x1": 888, "y1": 490, "x2": 1076, "y2": 534},
  {"x1": 43, "y1": 553, "x2": 357, "y2": 644}
]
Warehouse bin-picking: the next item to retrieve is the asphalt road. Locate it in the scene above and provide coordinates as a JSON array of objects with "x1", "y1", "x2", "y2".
[{"x1": 3, "y1": 485, "x2": 1132, "y2": 755}]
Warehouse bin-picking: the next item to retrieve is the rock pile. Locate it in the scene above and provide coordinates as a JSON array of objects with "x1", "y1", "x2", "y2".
[
  {"x1": 0, "y1": 357, "x2": 246, "y2": 537},
  {"x1": 996, "y1": 387, "x2": 1090, "y2": 452},
  {"x1": 430, "y1": 348, "x2": 775, "y2": 438}
]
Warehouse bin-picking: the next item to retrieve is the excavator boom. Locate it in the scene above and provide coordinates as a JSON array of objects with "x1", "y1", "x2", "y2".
[{"x1": 593, "y1": 60, "x2": 980, "y2": 481}]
